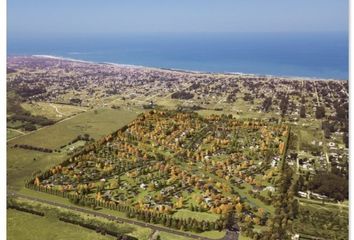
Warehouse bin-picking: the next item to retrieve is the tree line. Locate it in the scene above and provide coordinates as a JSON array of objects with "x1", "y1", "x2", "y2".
[
  {"x1": 26, "y1": 181, "x2": 227, "y2": 233},
  {"x1": 8, "y1": 197, "x2": 137, "y2": 240},
  {"x1": 13, "y1": 144, "x2": 53, "y2": 153}
]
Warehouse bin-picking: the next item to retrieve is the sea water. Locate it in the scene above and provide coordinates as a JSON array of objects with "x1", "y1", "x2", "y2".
[{"x1": 7, "y1": 32, "x2": 348, "y2": 79}]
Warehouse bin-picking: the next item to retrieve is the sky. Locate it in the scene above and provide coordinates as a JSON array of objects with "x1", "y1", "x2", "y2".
[{"x1": 7, "y1": 0, "x2": 348, "y2": 37}]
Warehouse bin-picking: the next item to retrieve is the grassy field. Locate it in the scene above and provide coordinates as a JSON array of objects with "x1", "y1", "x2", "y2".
[
  {"x1": 10, "y1": 197, "x2": 153, "y2": 240},
  {"x1": 236, "y1": 183, "x2": 275, "y2": 214},
  {"x1": 21, "y1": 102, "x2": 88, "y2": 121},
  {"x1": 7, "y1": 128, "x2": 24, "y2": 139},
  {"x1": 198, "y1": 230, "x2": 225, "y2": 239},
  {"x1": 7, "y1": 120, "x2": 25, "y2": 129},
  {"x1": 7, "y1": 108, "x2": 141, "y2": 149},
  {"x1": 7, "y1": 209, "x2": 115, "y2": 240},
  {"x1": 7, "y1": 108, "x2": 141, "y2": 191},
  {"x1": 298, "y1": 128, "x2": 323, "y2": 151},
  {"x1": 158, "y1": 231, "x2": 194, "y2": 240},
  {"x1": 173, "y1": 209, "x2": 220, "y2": 222},
  {"x1": 238, "y1": 234, "x2": 252, "y2": 240},
  {"x1": 293, "y1": 201, "x2": 348, "y2": 239},
  {"x1": 7, "y1": 149, "x2": 67, "y2": 191}
]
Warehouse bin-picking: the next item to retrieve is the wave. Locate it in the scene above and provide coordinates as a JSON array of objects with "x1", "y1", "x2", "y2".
[{"x1": 32, "y1": 55, "x2": 95, "y2": 64}]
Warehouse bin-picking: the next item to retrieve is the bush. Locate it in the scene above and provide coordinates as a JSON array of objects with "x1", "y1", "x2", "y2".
[
  {"x1": 171, "y1": 91, "x2": 194, "y2": 100},
  {"x1": 23, "y1": 123, "x2": 37, "y2": 131}
]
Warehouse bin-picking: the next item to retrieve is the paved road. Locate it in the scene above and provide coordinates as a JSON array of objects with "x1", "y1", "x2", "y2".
[{"x1": 9, "y1": 192, "x2": 238, "y2": 240}]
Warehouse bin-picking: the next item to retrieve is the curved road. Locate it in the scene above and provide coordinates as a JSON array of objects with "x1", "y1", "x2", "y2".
[
  {"x1": 9, "y1": 192, "x2": 238, "y2": 240},
  {"x1": 49, "y1": 103, "x2": 66, "y2": 117}
]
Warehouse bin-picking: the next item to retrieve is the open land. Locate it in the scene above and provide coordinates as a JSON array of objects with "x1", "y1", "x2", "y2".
[{"x1": 7, "y1": 56, "x2": 348, "y2": 240}]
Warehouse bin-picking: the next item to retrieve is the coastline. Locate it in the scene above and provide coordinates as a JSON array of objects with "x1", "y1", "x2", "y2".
[{"x1": 29, "y1": 54, "x2": 346, "y2": 82}]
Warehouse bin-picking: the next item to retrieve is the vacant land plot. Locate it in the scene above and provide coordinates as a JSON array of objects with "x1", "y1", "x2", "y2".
[
  {"x1": 173, "y1": 209, "x2": 220, "y2": 222},
  {"x1": 299, "y1": 128, "x2": 323, "y2": 151},
  {"x1": 293, "y1": 202, "x2": 348, "y2": 239},
  {"x1": 7, "y1": 209, "x2": 115, "y2": 240},
  {"x1": 158, "y1": 231, "x2": 194, "y2": 240},
  {"x1": 7, "y1": 149, "x2": 67, "y2": 191},
  {"x1": 8, "y1": 108, "x2": 140, "y2": 149},
  {"x1": 21, "y1": 102, "x2": 88, "y2": 121}
]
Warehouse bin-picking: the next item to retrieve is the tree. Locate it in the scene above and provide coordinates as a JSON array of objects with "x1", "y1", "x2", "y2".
[
  {"x1": 110, "y1": 179, "x2": 119, "y2": 189},
  {"x1": 290, "y1": 199, "x2": 299, "y2": 219},
  {"x1": 236, "y1": 202, "x2": 243, "y2": 213},
  {"x1": 343, "y1": 132, "x2": 349, "y2": 148},
  {"x1": 315, "y1": 106, "x2": 325, "y2": 119},
  {"x1": 225, "y1": 210, "x2": 237, "y2": 231},
  {"x1": 175, "y1": 197, "x2": 183, "y2": 209},
  {"x1": 24, "y1": 123, "x2": 37, "y2": 131},
  {"x1": 253, "y1": 217, "x2": 261, "y2": 225},
  {"x1": 262, "y1": 97, "x2": 272, "y2": 112},
  {"x1": 34, "y1": 176, "x2": 41, "y2": 186},
  {"x1": 257, "y1": 208, "x2": 265, "y2": 218},
  {"x1": 279, "y1": 96, "x2": 289, "y2": 116},
  {"x1": 308, "y1": 172, "x2": 348, "y2": 201},
  {"x1": 300, "y1": 105, "x2": 306, "y2": 118}
]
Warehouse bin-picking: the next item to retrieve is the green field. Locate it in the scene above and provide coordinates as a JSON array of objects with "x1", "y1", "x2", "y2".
[
  {"x1": 158, "y1": 231, "x2": 194, "y2": 240},
  {"x1": 8, "y1": 108, "x2": 140, "y2": 149},
  {"x1": 7, "y1": 209, "x2": 115, "y2": 240},
  {"x1": 292, "y1": 201, "x2": 348, "y2": 239},
  {"x1": 8, "y1": 196, "x2": 155, "y2": 239},
  {"x1": 173, "y1": 209, "x2": 220, "y2": 222},
  {"x1": 7, "y1": 128, "x2": 24, "y2": 140},
  {"x1": 7, "y1": 108, "x2": 141, "y2": 191},
  {"x1": 21, "y1": 102, "x2": 88, "y2": 121},
  {"x1": 298, "y1": 128, "x2": 323, "y2": 151}
]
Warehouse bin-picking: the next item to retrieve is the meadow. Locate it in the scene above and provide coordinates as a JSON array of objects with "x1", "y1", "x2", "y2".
[
  {"x1": 7, "y1": 108, "x2": 140, "y2": 191},
  {"x1": 7, "y1": 209, "x2": 115, "y2": 240}
]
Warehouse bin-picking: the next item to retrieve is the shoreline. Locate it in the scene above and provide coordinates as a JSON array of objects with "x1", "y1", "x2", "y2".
[{"x1": 25, "y1": 54, "x2": 347, "y2": 81}]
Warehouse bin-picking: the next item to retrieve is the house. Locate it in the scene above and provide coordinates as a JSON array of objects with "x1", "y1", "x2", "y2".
[
  {"x1": 160, "y1": 186, "x2": 175, "y2": 195},
  {"x1": 298, "y1": 191, "x2": 308, "y2": 198},
  {"x1": 252, "y1": 185, "x2": 263, "y2": 193},
  {"x1": 271, "y1": 160, "x2": 277, "y2": 167},
  {"x1": 291, "y1": 234, "x2": 300, "y2": 240},
  {"x1": 311, "y1": 192, "x2": 328, "y2": 200},
  {"x1": 102, "y1": 190, "x2": 112, "y2": 199},
  {"x1": 204, "y1": 197, "x2": 212, "y2": 205},
  {"x1": 234, "y1": 177, "x2": 244, "y2": 184},
  {"x1": 263, "y1": 186, "x2": 275, "y2": 192}
]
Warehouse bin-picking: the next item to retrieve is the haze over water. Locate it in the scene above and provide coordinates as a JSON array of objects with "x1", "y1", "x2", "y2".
[{"x1": 8, "y1": 32, "x2": 348, "y2": 79}]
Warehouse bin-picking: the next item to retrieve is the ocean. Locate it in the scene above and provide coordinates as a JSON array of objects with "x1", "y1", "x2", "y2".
[{"x1": 7, "y1": 32, "x2": 348, "y2": 79}]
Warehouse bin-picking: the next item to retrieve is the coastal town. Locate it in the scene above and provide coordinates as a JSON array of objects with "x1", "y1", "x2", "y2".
[{"x1": 7, "y1": 56, "x2": 349, "y2": 240}]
